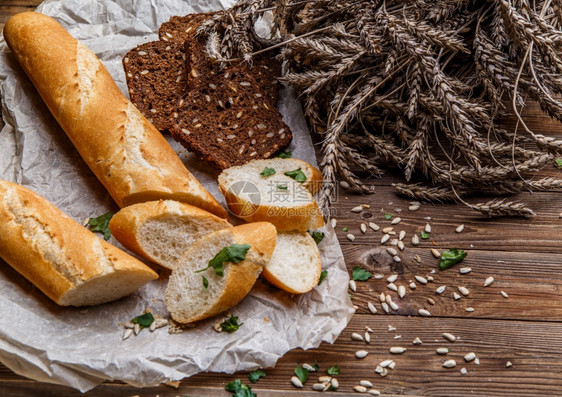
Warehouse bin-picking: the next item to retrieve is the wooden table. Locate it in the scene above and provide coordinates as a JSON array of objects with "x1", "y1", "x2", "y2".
[{"x1": 1, "y1": 2, "x2": 562, "y2": 396}]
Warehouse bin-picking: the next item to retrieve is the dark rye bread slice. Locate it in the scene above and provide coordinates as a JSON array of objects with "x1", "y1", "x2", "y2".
[
  {"x1": 123, "y1": 41, "x2": 187, "y2": 132},
  {"x1": 169, "y1": 68, "x2": 292, "y2": 172},
  {"x1": 158, "y1": 11, "x2": 219, "y2": 43}
]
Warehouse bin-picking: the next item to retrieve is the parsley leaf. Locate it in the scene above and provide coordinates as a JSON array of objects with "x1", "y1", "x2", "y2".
[
  {"x1": 311, "y1": 231, "x2": 325, "y2": 245},
  {"x1": 260, "y1": 167, "x2": 276, "y2": 177},
  {"x1": 248, "y1": 370, "x2": 266, "y2": 383},
  {"x1": 196, "y1": 244, "x2": 251, "y2": 276},
  {"x1": 277, "y1": 184, "x2": 288, "y2": 190},
  {"x1": 326, "y1": 365, "x2": 340, "y2": 375},
  {"x1": 342, "y1": 227, "x2": 348, "y2": 232},
  {"x1": 384, "y1": 213, "x2": 394, "y2": 220},
  {"x1": 420, "y1": 230, "x2": 430, "y2": 239},
  {"x1": 284, "y1": 168, "x2": 307, "y2": 183},
  {"x1": 352, "y1": 266, "x2": 372, "y2": 281},
  {"x1": 225, "y1": 379, "x2": 257, "y2": 397},
  {"x1": 555, "y1": 158, "x2": 562, "y2": 169},
  {"x1": 294, "y1": 365, "x2": 309, "y2": 383},
  {"x1": 202, "y1": 276, "x2": 209, "y2": 289},
  {"x1": 220, "y1": 315, "x2": 243, "y2": 333},
  {"x1": 318, "y1": 270, "x2": 328, "y2": 285},
  {"x1": 277, "y1": 150, "x2": 292, "y2": 158},
  {"x1": 439, "y1": 248, "x2": 468, "y2": 270},
  {"x1": 87, "y1": 211, "x2": 114, "y2": 240},
  {"x1": 131, "y1": 312, "x2": 154, "y2": 329}
]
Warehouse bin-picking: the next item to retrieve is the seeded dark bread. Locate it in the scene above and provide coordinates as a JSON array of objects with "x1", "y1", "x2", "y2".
[
  {"x1": 169, "y1": 68, "x2": 292, "y2": 172},
  {"x1": 123, "y1": 41, "x2": 187, "y2": 132},
  {"x1": 158, "y1": 11, "x2": 219, "y2": 43}
]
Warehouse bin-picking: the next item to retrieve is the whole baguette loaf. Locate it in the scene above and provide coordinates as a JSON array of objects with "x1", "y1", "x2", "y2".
[
  {"x1": 3, "y1": 12, "x2": 227, "y2": 218},
  {"x1": 0, "y1": 180, "x2": 158, "y2": 306}
]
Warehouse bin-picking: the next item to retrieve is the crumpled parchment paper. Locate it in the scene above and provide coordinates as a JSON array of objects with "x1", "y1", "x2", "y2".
[{"x1": 0, "y1": 0, "x2": 354, "y2": 392}]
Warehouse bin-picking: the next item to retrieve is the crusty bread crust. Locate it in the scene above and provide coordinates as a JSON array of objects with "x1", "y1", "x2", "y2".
[
  {"x1": 0, "y1": 180, "x2": 158, "y2": 306},
  {"x1": 3, "y1": 12, "x2": 227, "y2": 218}
]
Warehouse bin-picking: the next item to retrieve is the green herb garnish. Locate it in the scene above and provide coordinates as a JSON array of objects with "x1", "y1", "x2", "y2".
[
  {"x1": 131, "y1": 312, "x2": 154, "y2": 329},
  {"x1": 349, "y1": 293, "x2": 353, "y2": 300},
  {"x1": 220, "y1": 315, "x2": 243, "y2": 333},
  {"x1": 87, "y1": 211, "x2": 114, "y2": 240},
  {"x1": 248, "y1": 370, "x2": 266, "y2": 383},
  {"x1": 277, "y1": 184, "x2": 288, "y2": 190},
  {"x1": 260, "y1": 167, "x2": 276, "y2": 177},
  {"x1": 555, "y1": 158, "x2": 562, "y2": 169},
  {"x1": 439, "y1": 248, "x2": 468, "y2": 270},
  {"x1": 225, "y1": 379, "x2": 257, "y2": 397},
  {"x1": 327, "y1": 365, "x2": 340, "y2": 375},
  {"x1": 202, "y1": 275, "x2": 209, "y2": 289},
  {"x1": 311, "y1": 231, "x2": 325, "y2": 245},
  {"x1": 196, "y1": 243, "x2": 251, "y2": 276},
  {"x1": 384, "y1": 213, "x2": 394, "y2": 220},
  {"x1": 342, "y1": 227, "x2": 348, "y2": 232},
  {"x1": 277, "y1": 150, "x2": 292, "y2": 158},
  {"x1": 284, "y1": 168, "x2": 307, "y2": 183},
  {"x1": 420, "y1": 230, "x2": 430, "y2": 239},
  {"x1": 352, "y1": 266, "x2": 372, "y2": 281},
  {"x1": 294, "y1": 365, "x2": 309, "y2": 383},
  {"x1": 318, "y1": 270, "x2": 328, "y2": 285}
]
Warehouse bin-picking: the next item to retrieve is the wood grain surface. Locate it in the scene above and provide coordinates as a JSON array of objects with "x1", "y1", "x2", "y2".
[{"x1": 1, "y1": 2, "x2": 562, "y2": 396}]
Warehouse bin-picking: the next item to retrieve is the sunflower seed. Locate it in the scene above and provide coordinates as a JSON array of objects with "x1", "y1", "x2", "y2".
[
  {"x1": 133, "y1": 323, "x2": 141, "y2": 335},
  {"x1": 455, "y1": 224, "x2": 465, "y2": 233},
  {"x1": 351, "y1": 333, "x2": 364, "y2": 341},
  {"x1": 312, "y1": 383, "x2": 325, "y2": 391},
  {"x1": 484, "y1": 276, "x2": 495, "y2": 287},
  {"x1": 391, "y1": 217, "x2": 401, "y2": 225},
  {"x1": 374, "y1": 274, "x2": 384, "y2": 279},
  {"x1": 436, "y1": 347, "x2": 450, "y2": 355},
  {"x1": 443, "y1": 359, "x2": 457, "y2": 368},
  {"x1": 354, "y1": 385, "x2": 368, "y2": 393},
  {"x1": 443, "y1": 333, "x2": 457, "y2": 342},
  {"x1": 393, "y1": 255, "x2": 401, "y2": 263},
  {"x1": 122, "y1": 328, "x2": 133, "y2": 340},
  {"x1": 331, "y1": 378, "x2": 339, "y2": 389},
  {"x1": 394, "y1": 335, "x2": 402, "y2": 339},
  {"x1": 379, "y1": 368, "x2": 388, "y2": 377},
  {"x1": 388, "y1": 325, "x2": 396, "y2": 331},
  {"x1": 349, "y1": 280, "x2": 357, "y2": 292},
  {"x1": 388, "y1": 361, "x2": 396, "y2": 369},
  {"x1": 361, "y1": 223, "x2": 367, "y2": 234},
  {"x1": 389, "y1": 301, "x2": 399, "y2": 311},
  {"x1": 459, "y1": 267, "x2": 472, "y2": 274},
  {"x1": 427, "y1": 297, "x2": 435, "y2": 305},
  {"x1": 303, "y1": 363, "x2": 317, "y2": 372},
  {"x1": 410, "y1": 282, "x2": 416, "y2": 289},
  {"x1": 436, "y1": 285, "x2": 446, "y2": 294},
  {"x1": 387, "y1": 250, "x2": 398, "y2": 258},
  {"x1": 124, "y1": 321, "x2": 134, "y2": 329},
  {"x1": 381, "y1": 234, "x2": 390, "y2": 244},
  {"x1": 291, "y1": 376, "x2": 304, "y2": 388},
  {"x1": 366, "y1": 326, "x2": 374, "y2": 333},
  {"x1": 150, "y1": 318, "x2": 168, "y2": 332},
  {"x1": 359, "y1": 380, "x2": 373, "y2": 388},
  {"x1": 474, "y1": 357, "x2": 480, "y2": 365},
  {"x1": 425, "y1": 223, "x2": 432, "y2": 233},
  {"x1": 365, "y1": 332, "x2": 371, "y2": 343},
  {"x1": 367, "y1": 302, "x2": 377, "y2": 314},
  {"x1": 318, "y1": 376, "x2": 331, "y2": 383},
  {"x1": 355, "y1": 350, "x2": 369, "y2": 359},
  {"x1": 458, "y1": 286, "x2": 470, "y2": 296},
  {"x1": 390, "y1": 346, "x2": 406, "y2": 354},
  {"x1": 464, "y1": 352, "x2": 476, "y2": 362},
  {"x1": 465, "y1": 307, "x2": 475, "y2": 312},
  {"x1": 331, "y1": 218, "x2": 337, "y2": 228},
  {"x1": 387, "y1": 283, "x2": 398, "y2": 292},
  {"x1": 506, "y1": 361, "x2": 513, "y2": 367},
  {"x1": 408, "y1": 205, "x2": 420, "y2": 211},
  {"x1": 460, "y1": 367, "x2": 467, "y2": 375},
  {"x1": 347, "y1": 233, "x2": 356, "y2": 242},
  {"x1": 390, "y1": 239, "x2": 399, "y2": 246},
  {"x1": 381, "y1": 302, "x2": 390, "y2": 313},
  {"x1": 427, "y1": 275, "x2": 434, "y2": 282},
  {"x1": 453, "y1": 292, "x2": 462, "y2": 300},
  {"x1": 398, "y1": 285, "x2": 406, "y2": 298},
  {"x1": 379, "y1": 292, "x2": 386, "y2": 302},
  {"x1": 418, "y1": 309, "x2": 431, "y2": 316},
  {"x1": 413, "y1": 337, "x2": 422, "y2": 345},
  {"x1": 382, "y1": 227, "x2": 394, "y2": 233},
  {"x1": 379, "y1": 359, "x2": 394, "y2": 367},
  {"x1": 414, "y1": 254, "x2": 422, "y2": 263},
  {"x1": 351, "y1": 206, "x2": 363, "y2": 213},
  {"x1": 340, "y1": 181, "x2": 350, "y2": 189},
  {"x1": 386, "y1": 274, "x2": 397, "y2": 283},
  {"x1": 398, "y1": 230, "x2": 406, "y2": 241},
  {"x1": 369, "y1": 222, "x2": 380, "y2": 231},
  {"x1": 415, "y1": 275, "x2": 428, "y2": 285},
  {"x1": 385, "y1": 294, "x2": 393, "y2": 304},
  {"x1": 368, "y1": 390, "x2": 381, "y2": 396},
  {"x1": 501, "y1": 291, "x2": 509, "y2": 298},
  {"x1": 411, "y1": 234, "x2": 420, "y2": 246},
  {"x1": 431, "y1": 248, "x2": 441, "y2": 258}
]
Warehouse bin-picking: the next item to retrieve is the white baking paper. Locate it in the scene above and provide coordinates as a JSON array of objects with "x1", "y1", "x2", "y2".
[{"x1": 0, "y1": 0, "x2": 354, "y2": 392}]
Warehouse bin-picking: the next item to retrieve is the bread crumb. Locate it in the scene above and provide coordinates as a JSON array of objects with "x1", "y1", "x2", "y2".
[{"x1": 264, "y1": 317, "x2": 270, "y2": 322}]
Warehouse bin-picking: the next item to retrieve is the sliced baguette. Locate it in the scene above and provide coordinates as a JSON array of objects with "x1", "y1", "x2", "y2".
[
  {"x1": 217, "y1": 159, "x2": 324, "y2": 231},
  {"x1": 0, "y1": 180, "x2": 158, "y2": 306},
  {"x1": 109, "y1": 200, "x2": 232, "y2": 269},
  {"x1": 262, "y1": 231, "x2": 322, "y2": 294},
  {"x1": 165, "y1": 222, "x2": 276, "y2": 324}
]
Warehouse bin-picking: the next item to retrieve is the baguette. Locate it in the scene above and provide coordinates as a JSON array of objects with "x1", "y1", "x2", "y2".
[
  {"x1": 165, "y1": 222, "x2": 276, "y2": 324},
  {"x1": 0, "y1": 180, "x2": 158, "y2": 306},
  {"x1": 109, "y1": 200, "x2": 232, "y2": 270},
  {"x1": 3, "y1": 12, "x2": 227, "y2": 218}
]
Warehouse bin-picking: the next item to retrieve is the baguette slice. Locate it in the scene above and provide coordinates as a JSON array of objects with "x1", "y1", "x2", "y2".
[
  {"x1": 0, "y1": 180, "x2": 158, "y2": 306},
  {"x1": 218, "y1": 159, "x2": 324, "y2": 231},
  {"x1": 262, "y1": 231, "x2": 322, "y2": 294},
  {"x1": 109, "y1": 200, "x2": 232, "y2": 269},
  {"x1": 3, "y1": 12, "x2": 227, "y2": 218},
  {"x1": 166, "y1": 222, "x2": 276, "y2": 324}
]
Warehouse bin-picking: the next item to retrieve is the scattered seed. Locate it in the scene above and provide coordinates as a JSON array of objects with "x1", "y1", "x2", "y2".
[
  {"x1": 413, "y1": 337, "x2": 422, "y2": 345},
  {"x1": 379, "y1": 359, "x2": 394, "y2": 367},
  {"x1": 425, "y1": 223, "x2": 432, "y2": 233},
  {"x1": 475, "y1": 357, "x2": 480, "y2": 365},
  {"x1": 365, "y1": 332, "x2": 371, "y2": 343},
  {"x1": 418, "y1": 309, "x2": 431, "y2": 316},
  {"x1": 484, "y1": 276, "x2": 495, "y2": 287},
  {"x1": 312, "y1": 383, "x2": 325, "y2": 391},
  {"x1": 149, "y1": 318, "x2": 168, "y2": 332},
  {"x1": 347, "y1": 233, "x2": 356, "y2": 242},
  {"x1": 460, "y1": 267, "x2": 472, "y2": 274},
  {"x1": 381, "y1": 234, "x2": 390, "y2": 244},
  {"x1": 443, "y1": 333, "x2": 457, "y2": 342},
  {"x1": 382, "y1": 226, "x2": 393, "y2": 233},
  {"x1": 408, "y1": 205, "x2": 420, "y2": 211},
  {"x1": 414, "y1": 254, "x2": 422, "y2": 263},
  {"x1": 391, "y1": 217, "x2": 401, "y2": 225},
  {"x1": 415, "y1": 275, "x2": 428, "y2": 285},
  {"x1": 354, "y1": 385, "x2": 368, "y2": 393},
  {"x1": 381, "y1": 302, "x2": 390, "y2": 313},
  {"x1": 122, "y1": 328, "x2": 133, "y2": 340},
  {"x1": 393, "y1": 255, "x2": 402, "y2": 263},
  {"x1": 318, "y1": 376, "x2": 331, "y2": 383},
  {"x1": 388, "y1": 361, "x2": 397, "y2": 369},
  {"x1": 123, "y1": 321, "x2": 134, "y2": 329},
  {"x1": 374, "y1": 274, "x2": 384, "y2": 279},
  {"x1": 398, "y1": 285, "x2": 406, "y2": 298},
  {"x1": 340, "y1": 181, "x2": 350, "y2": 189},
  {"x1": 349, "y1": 280, "x2": 357, "y2": 292},
  {"x1": 389, "y1": 300, "x2": 399, "y2": 311},
  {"x1": 411, "y1": 234, "x2": 420, "y2": 246},
  {"x1": 460, "y1": 367, "x2": 467, "y2": 375},
  {"x1": 366, "y1": 326, "x2": 374, "y2": 333},
  {"x1": 303, "y1": 363, "x2": 317, "y2": 372},
  {"x1": 331, "y1": 218, "x2": 337, "y2": 228},
  {"x1": 361, "y1": 223, "x2": 367, "y2": 234},
  {"x1": 455, "y1": 224, "x2": 465, "y2": 233},
  {"x1": 410, "y1": 282, "x2": 417, "y2": 289},
  {"x1": 367, "y1": 302, "x2": 377, "y2": 314},
  {"x1": 427, "y1": 298, "x2": 435, "y2": 305},
  {"x1": 369, "y1": 222, "x2": 380, "y2": 231},
  {"x1": 426, "y1": 275, "x2": 434, "y2": 282},
  {"x1": 399, "y1": 230, "x2": 406, "y2": 241},
  {"x1": 394, "y1": 335, "x2": 402, "y2": 339},
  {"x1": 506, "y1": 361, "x2": 513, "y2": 368},
  {"x1": 501, "y1": 291, "x2": 509, "y2": 298},
  {"x1": 431, "y1": 248, "x2": 441, "y2": 258},
  {"x1": 436, "y1": 286, "x2": 446, "y2": 294},
  {"x1": 466, "y1": 307, "x2": 475, "y2": 312},
  {"x1": 379, "y1": 292, "x2": 386, "y2": 303},
  {"x1": 443, "y1": 359, "x2": 457, "y2": 368},
  {"x1": 133, "y1": 323, "x2": 141, "y2": 336},
  {"x1": 368, "y1": 390, "x2": 381, "y2": 396},
  {"x1": 397, "y1": 241, "x2": 405, "y2": 251},
  {"x1": 291, "y1": 376, "x2": 304, "y2": 388},
  {"x1": 458, "y1": 286, "x2": 470, "y2": 296},
  {"x1": 453, "y1": 292, "x2": 462, "y2": 300},
  {"x1": 387, "y1": 283, "x2": 398, "y2": 292},
  {"x1": 390, "y1": 346, "x2": 406, "y2": 354},
  {"x1": 374, "y1": 365, "x2": 383, "y2": 374},
  {"x1": 379, "y1": 368, "x2": 388, "y2": 377},
  {"x1": 351, "y1": 333, "x2": 364, "y2": 341},
  {"x1": 351, "y1": 206, "x2": 363, "y2": 213},
  {"x1": 331, "y1": 378, "x2": 339, "y2": 389},
  {"x1": 436, "y1": 347, "x2": 450, "y2": 355},
  {"x1": 355, "y1": 350, "x2": 369, "y2": 359},
  {"x1": 388, "y1": 325, "x2": 396, "y2": 331},
  {"x1": 464, "y1": 352, "x2": 476, "y2": 362},
  {"x1": 359, "y1": 380, "x2": 373, "y2": 388}
]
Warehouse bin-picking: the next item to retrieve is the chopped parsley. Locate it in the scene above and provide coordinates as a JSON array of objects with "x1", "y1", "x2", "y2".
[
  {"x1": 284, "y1": 168, "x2": 307, "y2": 183},
  {"x1": 220, "y1": 315, "x2": 243, "y2": 333},
  {"x1": 326, "y1": 365, "x2": 340, "y2": 375},
  {"x1": 384, "y1": 213, "x2": 394, "y2": 220},
  {"x1": 277, "y1": 150, "x2": 292, "y2": 158},
  {"x1": 311, "y1": 231, "x2": 325, "y2": 245},
  {"x1": 131, "y1": 312, "x2": 154, "y2": 329},
  {"x1": 294, "y1": 365, "x2": 309, "y2": 383},
  {"x1": 439, "y1": 248, "x2": 468, "y2": 270},
  {"x1": 202, "y1": 275, "x2": 209, "y2": 289},
  {"x1": 260, "y1": 167, "x2": 276, "y2": 177},
  {"x1": 248, "y1": 370, "x2": 266, "y2": 383},
  {"x1": 225, "y1": 379, "x2": 257, "y2": 397},
  {"x1": 555, "y1": 158, "x2": 562, "y2": 169},
  {"x1": 352, "y1": 266, "x2": 372, "y2": 281},
  {"x1": 196, "y1": 243, "x2": 251, "y2": 277},
  {"x1": 277, "y1": 184, "x2": 288, "y2": 190},
  {"x1": 420, "y1": 230, "x2": 430, "y2": 239},
  {"x1": 87, "y1": 211, "x2": 114, "y2": 240},
  {"x1": 318, "y1": 270, "x2": 328, "y2": 285}
]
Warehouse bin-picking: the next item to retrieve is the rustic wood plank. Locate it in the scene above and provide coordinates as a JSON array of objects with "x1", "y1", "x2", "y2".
[{"x1": 0, "y1": 2, "x2": 41, "y2": 31}]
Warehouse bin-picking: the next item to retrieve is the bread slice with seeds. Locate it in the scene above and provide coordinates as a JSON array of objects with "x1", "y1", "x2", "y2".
[
  {"x1": 123, "y1": 41, "x2": 187, "y2": 132},
  {"x1": 109, "y1": 200, "x2": 232, "y2": 270},
  {"x1": 170, "y1": 68, "x2": 292, "y2": 171},
  {"x1": 217, "y1": 159, "x2": 324, "y2": 231},
  {"x1": 262, "y1": 231, "x2": 322, "y2": 294},
  {"x1": 165, "y1": 222, "x2": 277, "y2": 324},
  {"x1": 158, "y1": 12, "x2": 219, "y2": 43}
]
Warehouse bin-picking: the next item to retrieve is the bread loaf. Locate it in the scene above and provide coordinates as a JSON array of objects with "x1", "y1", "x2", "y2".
[
  {"x1": 3, "y1": 12, "x2": 227, "y2": 218},
  {"x1": 0, "y1": 180, "x2": 158, "y2": 306}
]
